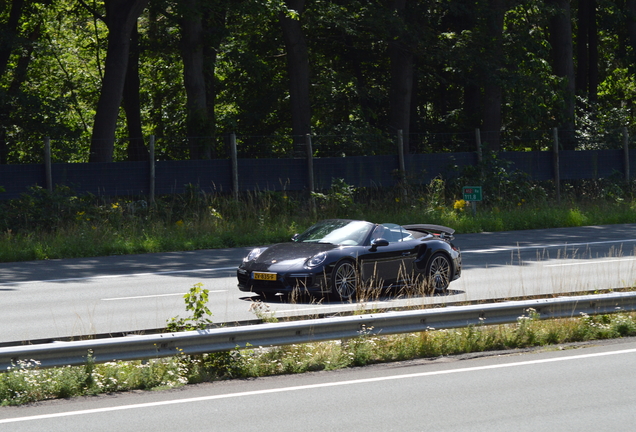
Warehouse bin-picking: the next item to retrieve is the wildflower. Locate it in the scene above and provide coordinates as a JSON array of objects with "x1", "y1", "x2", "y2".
[
  {"x1": 453, "y1": 199, "x2": 466, "y2": 211},
  {"x1": 176, "y1": 220, "x2": 184, "y2": 227}
]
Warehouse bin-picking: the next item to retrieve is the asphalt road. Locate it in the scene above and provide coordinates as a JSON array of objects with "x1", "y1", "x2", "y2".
[
  {"x1": 2, "y1": 338, "x2": 636, "y2": 431},
  {"x1": 2, "y1": 224, "x2": 636, "y2": 343}
]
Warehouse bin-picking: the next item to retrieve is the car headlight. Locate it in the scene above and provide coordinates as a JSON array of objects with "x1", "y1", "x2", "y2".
[
  {"x1": 305, "y1": 252, "x2": 327, "y2": 268},
  {"x1": 244, "y1": 247, "x2": 266, "y2": 262}
]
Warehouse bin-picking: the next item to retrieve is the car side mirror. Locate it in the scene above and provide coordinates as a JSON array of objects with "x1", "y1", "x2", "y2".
[
  {"x1": 291, "y1": 233, "x2": 299, "y2": 242},
  {"x1": 370, "y1": 238, "x2": 389, "y2": 251}
]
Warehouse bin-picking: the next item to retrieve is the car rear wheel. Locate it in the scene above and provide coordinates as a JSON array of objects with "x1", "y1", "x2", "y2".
[
  {"x1": 426, "y1": 253, "x2": 451, "y2": 293},
  {"x1": 332, "y1": 261, "x2": 358, "y2": 301}
]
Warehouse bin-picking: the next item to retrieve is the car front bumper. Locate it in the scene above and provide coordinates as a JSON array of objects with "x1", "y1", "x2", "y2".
[{"x1": 237, "y1": 267, "x2": 331, "y2": 295}]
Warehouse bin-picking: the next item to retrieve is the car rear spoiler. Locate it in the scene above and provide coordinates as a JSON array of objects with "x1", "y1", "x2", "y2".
[{"x1": 403, "y1": 224, "x2": 455, "y2": 240}]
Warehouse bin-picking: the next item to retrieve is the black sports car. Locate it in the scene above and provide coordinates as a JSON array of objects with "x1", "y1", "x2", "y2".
[{"x1": 237, "y1": 219, "x2": 461, "y2": 300}]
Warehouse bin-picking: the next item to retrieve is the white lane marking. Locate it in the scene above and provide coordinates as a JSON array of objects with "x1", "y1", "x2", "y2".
[
  {"x1": 101, "y1": 290, "x2": 227, "y2": 301},
  {"x1": 462, "y1": 238, "x2": 636, "y2": 254},
  {"x1": 2, "y1": 347, "x2": 635, "y2": 424},
  {"x1": 0, "y1": 267, "x2": 238, "y2": 286},
  {"x1": 545, "y1": 258, "x2": 636, "y2": 267}
]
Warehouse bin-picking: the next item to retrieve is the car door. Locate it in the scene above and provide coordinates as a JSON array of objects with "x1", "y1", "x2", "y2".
[{"x1": 359, "y1": 224, "x2": 418, "y2": 286}]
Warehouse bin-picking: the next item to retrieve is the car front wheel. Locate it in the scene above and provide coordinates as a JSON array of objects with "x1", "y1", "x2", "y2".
[
  {"x1": 426, "y1": 253, "x2": 451, "y2": 293},
  {"x1": 332, "y1": 261, "x2": 358, "y2": 301}
]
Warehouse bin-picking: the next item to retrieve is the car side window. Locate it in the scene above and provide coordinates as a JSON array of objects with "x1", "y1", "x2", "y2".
[
  {"x1": 371, "y1": 225, "x2": 386, "y2": 243},
  {"x1": 373, "y1": 223, "x2": 412, "y2": 244}
]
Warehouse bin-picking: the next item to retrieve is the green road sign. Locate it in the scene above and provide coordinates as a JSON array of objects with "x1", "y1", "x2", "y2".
[{"x1": 462, "y1": 186, "x2": 482, "y2": 201}]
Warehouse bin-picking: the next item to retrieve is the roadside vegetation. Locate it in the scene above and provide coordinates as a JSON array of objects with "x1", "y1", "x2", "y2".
[
  {"x1": 2, "y1": 309, "x2": 636, "y2": 406},
  {"x1": 2, "y1": 154, "x2": 636, "y2": 263}
]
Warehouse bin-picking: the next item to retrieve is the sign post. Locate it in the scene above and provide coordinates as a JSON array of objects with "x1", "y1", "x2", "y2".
[{"x1": 462, "y1": 186, "x2": 483, "y2": 216}]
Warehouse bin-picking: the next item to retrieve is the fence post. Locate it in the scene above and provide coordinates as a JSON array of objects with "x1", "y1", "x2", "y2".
[
  {"x1": 44, "y1": 137, "x2": 52, "y2": 192},
  {"x1": 553, "y1": 127, "x2": 561, "y2": 204},
  {"x1": 397, "y1": 130, "x2": 407, "y2": 199},
  {"x1": 475, "y1": 128, "x2": 482, "y2": 164},
  {"x1": 149, "y1": 135, "x2": 155, "y2": 204},
  {"x1": 623, "y1": 127, "x2": 630, "y2": 183},
  {"x1": 305, "y1": 134, "x2": 316, "y2": 214},
  {"x1": 230, "y1": 133, "x2": 239, "y2": 200}
]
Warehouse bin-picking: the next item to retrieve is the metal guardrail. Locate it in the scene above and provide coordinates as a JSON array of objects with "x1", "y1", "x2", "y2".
[{"x1": 2, "y1": 291, "x2": 636, "y2": 370}]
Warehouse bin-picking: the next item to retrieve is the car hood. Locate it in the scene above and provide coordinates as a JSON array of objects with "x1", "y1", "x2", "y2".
[
  {"x1": 258, "y1": 242, "x2": 337, "y2": 261},
  {"x1": 241, "y1": 242, "x2": 344, "y2": 272}
]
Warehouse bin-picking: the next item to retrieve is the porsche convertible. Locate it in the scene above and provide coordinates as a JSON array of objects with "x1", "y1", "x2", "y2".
[{"x1": 237, "y1": 219, "x2": 461, "y2": 300}]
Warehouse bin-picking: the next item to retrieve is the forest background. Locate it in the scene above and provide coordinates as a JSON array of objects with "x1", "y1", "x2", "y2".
[{"x1": 0, "y1": 0, "x2": 635, "y2": 165}]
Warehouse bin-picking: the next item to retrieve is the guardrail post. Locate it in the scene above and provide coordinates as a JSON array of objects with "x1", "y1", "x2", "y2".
[
  {"x1": 44, "y1": 137, "x2": 52, "y2": 192},
  {"x1": 553, "y1": 127, "x2": 561, "y2": 204}
]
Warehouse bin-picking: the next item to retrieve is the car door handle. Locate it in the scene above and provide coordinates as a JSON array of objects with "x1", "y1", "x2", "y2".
[{"x1": 401, "y1": 252, "x2": 411, "y2": 256}]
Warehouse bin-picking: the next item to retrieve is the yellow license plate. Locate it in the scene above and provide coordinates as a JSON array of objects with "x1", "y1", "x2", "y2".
[{"x1": 254, "y1": 272, "x2": 277, "y2": 281}]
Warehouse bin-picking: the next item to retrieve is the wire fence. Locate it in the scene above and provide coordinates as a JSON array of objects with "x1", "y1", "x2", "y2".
[
  {"x1": 0, "y1": 128, "x2": 633, "y2": 164},
  {"x1": 0, "y1": 128, "x2": 634, "y2": 201}
]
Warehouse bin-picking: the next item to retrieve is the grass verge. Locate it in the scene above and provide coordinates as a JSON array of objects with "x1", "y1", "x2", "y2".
[
  {"x1": 2, "y1": 309, "x2": 636, "y2": 406},
  {"x1": 2, "y1": 181, "x2": 636, "y2": 262}
]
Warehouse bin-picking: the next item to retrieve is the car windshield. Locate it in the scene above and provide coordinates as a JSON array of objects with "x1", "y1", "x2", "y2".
[{"x1": 295, "y1": 220, "x2": 374, "y2": 246}]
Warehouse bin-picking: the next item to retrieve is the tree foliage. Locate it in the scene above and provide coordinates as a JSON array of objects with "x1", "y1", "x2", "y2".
[{"x1": 0, "y1": 0, "x2": 634, "y2": 163}]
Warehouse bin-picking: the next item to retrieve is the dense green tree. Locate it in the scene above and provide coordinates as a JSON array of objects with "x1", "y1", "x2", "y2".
[{"x1": 0, "y1": 0, "x2": 635, "y2": 163}]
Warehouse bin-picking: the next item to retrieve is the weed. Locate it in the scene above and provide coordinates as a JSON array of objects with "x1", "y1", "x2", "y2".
[
  {"x1": 166, "y1": 283, "x2": 214, "y2": 332},
  {"x1": 249, "y1": 301, "x2": 278, "y2": 323}
]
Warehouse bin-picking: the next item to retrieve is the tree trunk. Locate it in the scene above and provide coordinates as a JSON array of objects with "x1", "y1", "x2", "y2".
[
  {"x1": 0, "y1": 0, "x2": 26, "y2": 163},
  {"x1": 629, "y1": 0, "x2": 636, "y2": 52},
  {"x1": 346, "y1": 34, "x2": 375, "y2": 128},
  {"x1": 576, "y1": 0, "x2": 598, "y2": 104},
  {"x1": 89, "y1": 0, "x2": 149, "y2": 163},
  {"x1": 180, "y1": 0, "x2": 210, "y2": 160},
  {"x1": 388, "y1": 0, "x2": 413, "y2": 154},
  {"x1": 587, "y1": 2, "x2": 598, "y2": 104},
  {"x1": 547, "y1": 0, "x2": 576, "y2": 150},
  {"x1": 481, "y1": 0, "x2": 505, "y2": 151},
  {"x1": 203, "y1": 7, "x2": 225, "y2": 159},
  {"x1": 575, "y1": 0, "x2": 590, "y2": 97},
  {"x1": 279, "y1": 0, "x2": 311, "y2": 150},
  {"x1": 0, "y1": 0, "x2": 25, "y2": 78},
  {"x1": 123, "y1": 22, "x2": 147, "y2": 161}
]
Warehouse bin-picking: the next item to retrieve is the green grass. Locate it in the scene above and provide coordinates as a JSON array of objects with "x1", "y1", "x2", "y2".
[
  {"x1": 2, "y1": 310, "x2": 636, "y2": 406},
  {"x1": 2, "y1": 181, "x2": 636, "y2": 263}
]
